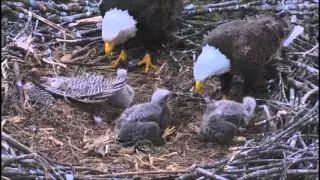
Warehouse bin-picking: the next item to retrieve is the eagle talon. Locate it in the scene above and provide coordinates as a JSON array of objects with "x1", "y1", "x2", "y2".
[
  {"x1": 137, "y1": 53, "x2": 157, "y2": 72},
  {"x1": 162, "y1": 126, "x2": 176, "y2": 139},
  {"x1": 111, "y1": 49, "x2": 127, "y2": 68},
  {"x1": 222, "y1": 95, "x2": 228, "y2": 100},
  {"x1": 233, "y1": 136, "x2": 246, "y2": 142}
]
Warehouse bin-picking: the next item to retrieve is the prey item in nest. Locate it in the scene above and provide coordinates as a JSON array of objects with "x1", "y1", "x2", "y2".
[
  {"x1": 23, "y1": 82, "x2": 56, "y2": 106},
  {"x1": 114, "y1": 88, "x2": 174, "y2": 146},
  {"x1": 99, "y1": 0, "x2": 183, "y2": 72},
  {"x1": 199, "y1": 93, "x2": 257, "y2": 145},
  {"x1": 193, "y1": 15, "x2": 297, "y2": 99},
  {"x1": 30, "y1": 69, "x2": 128, "y2": 104}
]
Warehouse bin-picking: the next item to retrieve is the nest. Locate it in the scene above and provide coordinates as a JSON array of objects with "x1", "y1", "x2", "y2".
[{"x1": 1, "y1": 0, "x2": 319, "y2": 179}]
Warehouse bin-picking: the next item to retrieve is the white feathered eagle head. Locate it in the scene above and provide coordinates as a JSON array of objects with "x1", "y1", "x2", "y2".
[{"x1": 102, "y1": 8, "x2": 138, "y2": 56}]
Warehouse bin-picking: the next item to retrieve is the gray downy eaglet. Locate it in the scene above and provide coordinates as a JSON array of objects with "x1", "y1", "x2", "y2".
[
  {"x1": 199, "y1": 94, "x2": 256, "y2": 144},
  {"x1": 114, "y1": 88, "x2": 173, "y2": 145}
]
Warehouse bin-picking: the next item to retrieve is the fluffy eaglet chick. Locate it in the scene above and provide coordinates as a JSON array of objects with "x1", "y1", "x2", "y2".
[
  {"x1": 109, "y1": 68, "x2": 135, "y2": 109},
  {"x1": 114, "y1": 88, "x2": 173, "y2": 145},
  {"x1": 199, "y1": 94, "x2": 256, "y2": 145},
  {"x1": 193, "y1": 15, "x2": 295, "y2": 99},
  {"x1": 99, "y1": 0, "x2": 183, "y2": 72}
]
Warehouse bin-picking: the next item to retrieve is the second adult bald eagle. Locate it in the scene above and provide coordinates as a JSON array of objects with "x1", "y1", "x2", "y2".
[
  {"x1": 99, "y1": 0, "x2": 183, "y2": 72},
  {"x1": 193, "y1": 16, "x2": 296, "y2": 99}
]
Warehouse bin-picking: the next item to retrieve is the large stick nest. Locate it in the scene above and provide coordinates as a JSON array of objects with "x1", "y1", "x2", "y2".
[{"x1": 1, "y1": 0, "x2": 319, "y2": 179}]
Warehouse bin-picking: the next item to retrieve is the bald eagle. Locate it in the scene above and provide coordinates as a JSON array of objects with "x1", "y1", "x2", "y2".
[
  {"x1": 193, "y1": 16, "x2": 294, "y2": 99},
  {"x1": 99, "y1": 0, "x2": 183, "y2": 72}
]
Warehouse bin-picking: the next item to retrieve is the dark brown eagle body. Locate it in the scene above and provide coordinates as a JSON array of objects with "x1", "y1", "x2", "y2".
[
  {"x1": 99, "y1": 0, "x2": 183, "y2": 49},
  {"x1": 202, "y1": 16, "x2": 290, "y2": 96}
]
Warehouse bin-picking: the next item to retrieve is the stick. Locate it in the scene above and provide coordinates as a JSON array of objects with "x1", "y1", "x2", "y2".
[
  {"x1": 301, "y1": 87, "x2": 319, "y2": 105},
  {"x1": 1, "y1": 132, "x2": 32, "y2": 154},
  {"x1": 76, "y1": 170, "x2": 187, "y2": 179},
  {"x1": 15, "y1": 6, "x2": 75, "y2": 38},
  {"x1": 1, "y1": 59, "x2": 9, "y2": 113},
  {"x1": 196, "y1": 168, "x2": 228, "y2": 180},
  {"x1": 13, "y1": 61, "x2": 24, "y2": 104}
]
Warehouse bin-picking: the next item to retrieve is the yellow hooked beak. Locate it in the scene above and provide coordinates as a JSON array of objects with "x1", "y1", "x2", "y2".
[
  {"x1": 104, "y1": 42, "x2": 115, "y2": 56},
  {"x1": 195, "y1": 81, "x2": 204, "y2": 94}
]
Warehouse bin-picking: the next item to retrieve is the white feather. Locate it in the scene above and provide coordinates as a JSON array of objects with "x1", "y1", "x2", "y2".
[
  {"x1": 49, "y1": 78, "x2": 65, "y2": 88},
  {"x1": 151, "y1": 89, "x2": 170, "y2": 104},
  {"x1": 102, "y1": 8, "x2": 137, "y2": 42},
  {"x1": 116, "y1": 69, "x2": 128, "y2": 78},
  {"x1": 193, "y1": 44, "x2": 231, "y2": 81},
  {"x1": 283, "y1": 25, "x2": 304, "y2": 47}
]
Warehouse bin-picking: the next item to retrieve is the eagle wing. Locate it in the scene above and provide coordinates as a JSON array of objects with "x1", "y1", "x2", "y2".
[
  {"x1": 99, "y1": 0, "x2": 151, "y2": 21},
  {"x1": 99, "y1": 0, "x2": 183, "y2": 31},
  {"x1": 37, "y1": 73, "x2": 126, "y2": 103}
]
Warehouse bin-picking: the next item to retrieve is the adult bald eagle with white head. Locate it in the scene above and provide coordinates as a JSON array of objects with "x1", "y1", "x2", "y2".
[
  {"x1": 99, "y1": 0, "x2": 183, "y2": 72},
  {"x1": 193, "y1": 15, "x2": 300, "y2": 99}
]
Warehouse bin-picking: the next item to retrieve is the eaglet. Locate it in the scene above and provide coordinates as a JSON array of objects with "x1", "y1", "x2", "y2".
[
  {"x1": 114, "y1": 88, "x2": 174, "y2": 145},
  {"x1": 199, "y1": 94, "x2": 257, "y2": 145}
]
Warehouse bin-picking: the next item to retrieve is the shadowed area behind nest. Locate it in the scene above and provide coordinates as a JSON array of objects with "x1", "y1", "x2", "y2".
[
  {"x1": 99, "y1": 0, "x2": 183, "y2": 72},
  {"x1": 193, "y1": 15, "x2": 292, "y2": 99}
]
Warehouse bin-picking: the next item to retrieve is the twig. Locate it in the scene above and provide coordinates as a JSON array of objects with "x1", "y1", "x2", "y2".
[
  {"x1": 1, "y1": 132, "x2": 32, "y2": 154},
  {"x1": 287, "y1": 43, "x2": 319, "y2": 57},
  {"x1": 237, "y1": 167, "x2": 283, "y2": 180},
  {"x1": 287, "y1": 78, "x2": 310, "y2": 93},
  {"x1": 1, "y1": 59, "x2": 10, "y2": 113},
  {"x1": 196, "y1": 168, "x2": 228, "y2": 180},
  {"x1": 286, "y1": 169, "x2": 318, "y2": 175},
  {"x1": 56, "y1": 36, "x2": 102, "y2": 44},
  {"x1": 77, "y1": 28, "x2": 101, "y2": 37},
  {"x1": 13, "y1": 61, "x2": 24, "y2": 104},
  {"x1": 301, "y1": 87, "x2": 319, "y2": 106},
  {"x1": 186, "y1": 0, "x2": 244, "y2": 10},
  {"x1": 76, "y1": 170, "x2": 187, "y2": 179},
  {"x1": 1, "y1": 176, "x2": 11, "y2": 180},
  {"x1": 182, "y1": 1, "x2": 261, "y2": 16},
  {"x1": 282, "y1": 59, "x2": 319, "y2": 74},
  {"x1": 61, "y1": 11, "x2": 94, "y2": 23},
  {"x1": 263, "y1": 103, "x2": 318, "y2": 147},
  {"x1": 12, "y1": 8, "x2": 32, "y2": 41},
  {"x1": 42, "y1": 49, "x2": 68, "y2": 68},
  {"x1": 2, "y1": 153, "x2": 39, "y2": 171},
  {"x1": 14, "y1": 6, "x2": 75, "y2": 38}
]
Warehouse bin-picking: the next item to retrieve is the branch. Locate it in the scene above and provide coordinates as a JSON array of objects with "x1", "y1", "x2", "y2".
[
  {"x1": 196, "y1": 168, "x2": 228, "y2": 180},
  {"x1": 301, "y1": 87, "x2": 319, "y2": 106},
  {"x1": 14, "y1": 6, "x2": 76, "y2": 38},
  {"x1": 13, "y1": 61, "x2": 24, "y2": 104},
  {"x1": 76, "y1": 170, "x2": 187, "y2": 179},
  {"x1": 1, "y1": 132, "x2": 32, "y2": 154}
]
